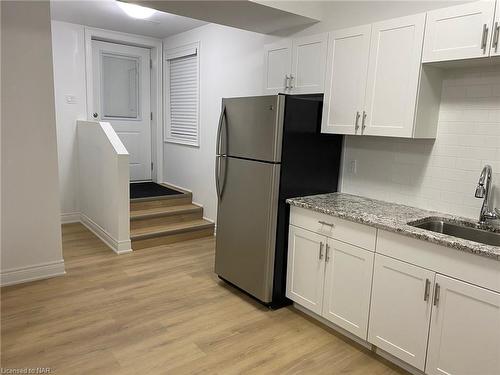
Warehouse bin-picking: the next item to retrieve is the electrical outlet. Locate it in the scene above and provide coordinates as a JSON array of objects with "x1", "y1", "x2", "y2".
[{"x1": 349, "y1": 160, "x2": 357, "y2": 175}]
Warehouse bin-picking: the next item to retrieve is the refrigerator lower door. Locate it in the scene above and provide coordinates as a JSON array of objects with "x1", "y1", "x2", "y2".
[{"x1": 215, "y1": 156, "x2": 280, "y2": 303}]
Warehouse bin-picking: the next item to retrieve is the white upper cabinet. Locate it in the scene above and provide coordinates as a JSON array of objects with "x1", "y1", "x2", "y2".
[
  {"x1": 290, "y1": 34, "x2": 328, "y2": 94},
  {"x1": 363, "y1": 13, "x2": 426, "y2": 137},
  {"x1": 286, "y1": 225, "x2": 326, "y2": 315},
  {"x1": 423, "y1": 1, "x2": 496, "y2": 63},
  {"x1": 492, "y1": 0, "x2": 500, "y2": 56},
  {"x1": 263, "y1": 40, "x2": 292, "y2": 95},
  {"x1": 322, "y1": 240, "x2": 374, "y2": 340},
  {"x1": 263, "y1": 33, "x2": 328, "y2": 95},
  {"x1": 368, "y1": 254, "x2": 435, "y2": 371},
  {"x1": 322, "y1": 25, "x2": 371, "y2": 135},
  {"x1": 426, "y1": 275, "x2": 500, "y2": 375},
  {"x1": 321, "y1": 13, "x2": 440, "y2": 138}
]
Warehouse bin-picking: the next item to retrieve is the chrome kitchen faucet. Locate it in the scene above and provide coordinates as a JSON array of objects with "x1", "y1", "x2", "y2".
[{"x1": 475, "y1": 165, "x2": 499, "y2": 225}]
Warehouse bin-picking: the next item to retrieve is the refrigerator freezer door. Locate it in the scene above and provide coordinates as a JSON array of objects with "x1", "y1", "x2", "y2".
[
  {"x1": 220, "y1": 95, "x2": 285, "y2": 162},
  {"x1": 215, "y1": 157, "x2": 280, "y2": 303}
]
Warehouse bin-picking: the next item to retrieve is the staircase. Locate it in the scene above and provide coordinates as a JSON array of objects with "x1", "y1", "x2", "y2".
[{"x1": 130, "y1": 190, "x2": 214, "y2": 250}]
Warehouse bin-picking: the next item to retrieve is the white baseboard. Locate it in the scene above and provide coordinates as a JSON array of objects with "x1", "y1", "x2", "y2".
[
  {"x1": 162, "y1": 180, "x2": 192, "y2": 194},
  {"x1": 293, "y1": 303, "x2": 423, "y2": 375},
  {"x1": 61, "y1": 212, "x2": 81, "y2": 224},
  {"x1": 1, "y1": 259, "x2": 66, "y2": 287},
  {"x1": 80, "y1": 214, "x2": 132, "y2": 254}
]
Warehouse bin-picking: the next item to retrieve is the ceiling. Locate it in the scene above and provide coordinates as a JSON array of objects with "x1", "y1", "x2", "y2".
[{"x1": 50, "y1": 0, "x2": 207, "y2": 39}]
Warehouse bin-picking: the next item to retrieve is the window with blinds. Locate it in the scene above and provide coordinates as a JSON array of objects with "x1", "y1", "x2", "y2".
[{"x1": 164, "y1": 42, "x2": 200, "y2": 146}]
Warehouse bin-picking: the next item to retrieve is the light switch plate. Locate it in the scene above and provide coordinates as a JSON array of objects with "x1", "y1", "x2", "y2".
[{"x1": 65, "y1": 95, "x2": 77, "y2": 104}]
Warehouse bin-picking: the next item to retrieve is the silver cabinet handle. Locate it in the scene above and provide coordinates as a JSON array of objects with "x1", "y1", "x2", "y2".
[
  {"x1": 433, "y1": 283, "x2": 440, "y2": 306},
  {"x1": 318, "y1": 220, "x2": 335, "y2": 228},
  {"x1": 289, "y1": 74, "x2": 294, "y2": 89},
  {"x1": 319, "y1": 242, "x2": 324, "y2": 260},
  {"x1": 493, "y1": 22, "x2": 499, "y2": 52},
  {"x1": 325, "y1": 243, "x2": 331, "y2": 262},
  {"x1": 361, "y1": 110, "x2": 367, "y2": 132},
  {"x1": 481, "y1": 23, "x2": 489, "y2": 52},
  {"x1": 424, "y1": 278, "x2": 431, "y2": 301},
  {"x1": 354, "y1": 111, "x2": 361, "y2": 132},
  {"x1": 285, "y1": 74, "x2": 290, "y2": 89}
]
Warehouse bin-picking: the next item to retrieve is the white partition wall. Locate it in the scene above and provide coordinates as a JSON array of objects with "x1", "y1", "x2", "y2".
[{"x1": 77, "y1": 121, "x2": 131, "y2": 253}]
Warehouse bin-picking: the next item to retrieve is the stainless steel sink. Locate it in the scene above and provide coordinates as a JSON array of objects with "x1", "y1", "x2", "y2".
[{"x1": 409, "y1": 218, "x2": 500, "y2": 247}]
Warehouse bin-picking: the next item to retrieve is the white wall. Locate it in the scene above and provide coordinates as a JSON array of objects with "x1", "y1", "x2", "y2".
[
  {"x1": 78, "y1": 121, "x2": 131, "y2": 254},
  {"x1": 51, "y1": 21, "x2": 87, "y2": 222},
  {"x1": 163, "y1": 23, "x2": 277, "y2": 221},
  {"x1": 1, "y1": 1, "x2": 65, "y2": 285},
  {"x1": 342, "y1": 66, "x2": 500, "y2": 220}
]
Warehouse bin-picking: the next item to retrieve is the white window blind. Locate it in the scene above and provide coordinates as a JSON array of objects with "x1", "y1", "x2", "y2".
[{"x1": 164, "y1": 42, "x2": 200, "y2": 146}]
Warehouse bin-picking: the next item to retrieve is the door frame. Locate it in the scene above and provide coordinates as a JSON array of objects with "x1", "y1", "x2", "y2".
[{"x1": 84, "y1": 26, "x2": 163, "y2": 183}]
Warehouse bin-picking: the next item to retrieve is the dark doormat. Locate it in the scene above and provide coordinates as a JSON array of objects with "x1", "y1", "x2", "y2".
[{"x1": 130, "y1": 182, "x2": 182, "y2": 199}]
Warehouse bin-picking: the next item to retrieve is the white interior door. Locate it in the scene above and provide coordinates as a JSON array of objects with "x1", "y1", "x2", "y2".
[
  {"x1": 92, "y1": 40, "x2": 151, "y2": 181},
  {"x1": 321, "y1": 25, "x2": 371, "y2": 135}
]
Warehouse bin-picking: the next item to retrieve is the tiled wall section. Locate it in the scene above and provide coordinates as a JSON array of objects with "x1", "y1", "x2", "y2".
[{"x1": 342, "y1": 66, "x2": 500, "y2": 220}]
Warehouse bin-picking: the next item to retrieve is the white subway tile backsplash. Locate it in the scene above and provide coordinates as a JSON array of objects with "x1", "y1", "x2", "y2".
[{"x1": 342, "y1": 67, "x2": 500, "y2": 220}]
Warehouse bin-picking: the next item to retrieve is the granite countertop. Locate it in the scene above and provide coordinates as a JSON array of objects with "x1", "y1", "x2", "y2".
[{"x1": 287, "y1": 192, "x2": 500, "y2": 261}]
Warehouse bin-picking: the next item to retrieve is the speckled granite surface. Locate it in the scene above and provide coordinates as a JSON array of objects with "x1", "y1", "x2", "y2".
[{"x1": 287, "y1": 192, "x2": 500, "y2": 261}]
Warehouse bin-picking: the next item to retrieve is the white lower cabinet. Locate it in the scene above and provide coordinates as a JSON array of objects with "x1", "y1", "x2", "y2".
[
  {"x1": 368, "y1": 254, "x2": 435, "y2": 371},
  {"x1": 322, "y1": 240, "x2": 374, "y2": 340},
  {"x1": 286, "y1": 222, "x2": 375, "y2": 340},
  {"x1": 286, "y1": 225, "x2": 326, "y2": 314},
  {"x1": 425, "y1": 275, "x2": 500, "y2": 375},
  {"x1": 287, "y1": 208, "x2": 500, "y2": 375}
]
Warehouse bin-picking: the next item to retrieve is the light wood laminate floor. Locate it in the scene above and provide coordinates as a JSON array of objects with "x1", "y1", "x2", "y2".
[{"x1": 1, "y1": 223, "x2": 408, "y2": 374}]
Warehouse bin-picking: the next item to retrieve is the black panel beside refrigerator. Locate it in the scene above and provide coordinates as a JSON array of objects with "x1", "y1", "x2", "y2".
[{"x1": 272, "y1": 94, "x2": 342, "y2": 308}]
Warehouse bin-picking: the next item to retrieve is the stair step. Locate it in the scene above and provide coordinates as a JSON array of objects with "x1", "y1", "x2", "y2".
[
  {"x1": 130, "y1": 204, "x2": 202, "y2": 220},
  {"x1": 130, "y1": 205, "x2": 203, "y2": 230},
  {"x1": 130, "y1": 219, "x2": 214, "y2": 250},
  {"x1": 130, "y1": 193, "x2": 192, "y2": 211}
]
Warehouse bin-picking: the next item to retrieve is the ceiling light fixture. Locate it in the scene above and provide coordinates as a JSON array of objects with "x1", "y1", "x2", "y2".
[{"x1": 117, "y1": 1, "x2": 156, "y2": 19}]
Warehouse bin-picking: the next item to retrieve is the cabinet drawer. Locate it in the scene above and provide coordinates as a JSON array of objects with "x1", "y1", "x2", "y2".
[{"x1": 290, "y1": 206, "x2": 376, "y2": 251}]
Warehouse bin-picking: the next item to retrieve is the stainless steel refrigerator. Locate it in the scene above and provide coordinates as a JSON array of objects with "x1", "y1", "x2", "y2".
[{"x1": 215, "y1": 94, "x2": 342, "y2": 307}]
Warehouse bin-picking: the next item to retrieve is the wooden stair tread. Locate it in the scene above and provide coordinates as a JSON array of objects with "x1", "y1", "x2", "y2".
[
  {"x1": 130, "y1": 204, "x2": 201, "y2": 220},
  {"x1": 130, "y1": 192, "x2": 190, "y2": 203},
  {"x1": 130, "y1": 219, "x2": 214, "y2": 239}
]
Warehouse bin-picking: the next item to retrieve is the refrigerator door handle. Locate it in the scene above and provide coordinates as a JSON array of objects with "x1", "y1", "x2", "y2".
[
  {"x1": 216, "y1": 104, "x2": 226, "y2": 156},
  {"x1": 215, "y1": 155, "x2": 221, "y2": 200}
]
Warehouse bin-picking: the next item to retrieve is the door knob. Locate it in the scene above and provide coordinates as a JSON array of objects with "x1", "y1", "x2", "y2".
[{"x1": 92, "y1": 112, "x2": 98, "y2": 118}]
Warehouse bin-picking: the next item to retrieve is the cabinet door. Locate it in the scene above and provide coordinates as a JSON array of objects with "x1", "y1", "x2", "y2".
[
  {"x1": 263, "y1": 40, "x2": 292, "y2": 95},
  {"x1": 426, "y1": 275, "x2": 500, "y2": 375},
  {"x1": 363, "y1": 13, "x2": 425, "y2": 138},
  {"x1": 290, "y1": 33, "x2": 328, "y2": 94},
  {"x1": 322, "y1": 240, "x2": 374, "y2": 340},
  {"x1": 491, "y1": 1, "x2": 500, "y2": 56},
  {"x1": 321, "y1": 25, "x2": 371, "y2": 135},
  {"x1": 423, "y1": 2, "x2": 495, "y2": 62},
  {"x1": 286, "y1": 225, "x2": 326, "y2": 314},
  {"x1": 368, "y1": 254, "x2": 435, "y2": 371}
]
